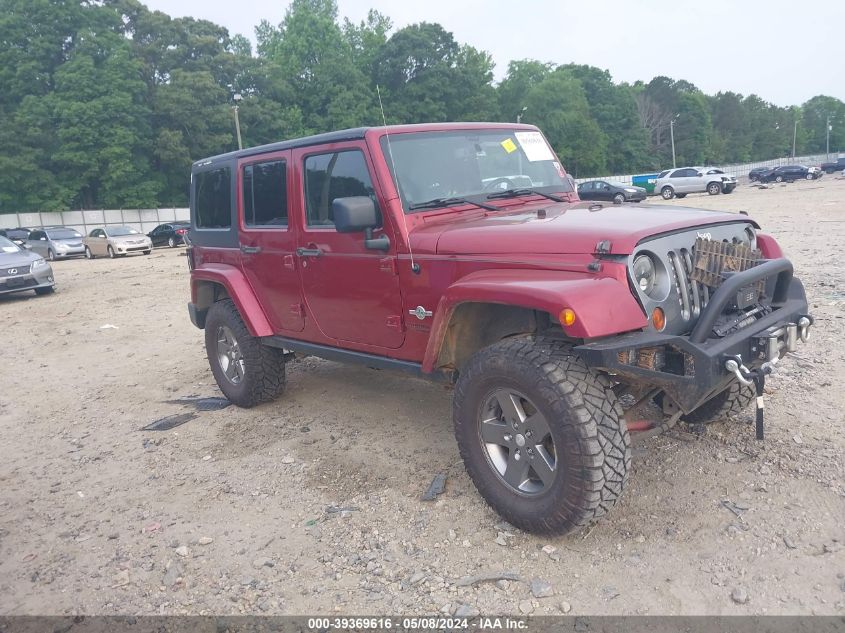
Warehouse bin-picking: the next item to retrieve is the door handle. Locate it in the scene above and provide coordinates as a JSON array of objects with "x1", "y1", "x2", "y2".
[
  {"x1": 296, "y1": 247, "x2": 323, "y2": 258},
  {"x1": 240, "y1": 245, "x2": 261, "y2": 254}
]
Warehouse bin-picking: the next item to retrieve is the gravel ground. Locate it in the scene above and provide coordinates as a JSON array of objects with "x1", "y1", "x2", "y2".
[{"x1": 1, "y1": 177, "x2": 844, "y2": 616}]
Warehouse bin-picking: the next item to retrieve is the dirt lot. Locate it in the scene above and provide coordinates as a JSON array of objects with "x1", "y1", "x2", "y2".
[{"x1": 1, "y1": 177, "x2": 844, "y2": 617}]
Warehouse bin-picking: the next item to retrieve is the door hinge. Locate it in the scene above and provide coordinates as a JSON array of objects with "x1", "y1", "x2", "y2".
[
  {"x1": 379, "y1": 257, "x2": 398, "y2": 275},
  {"x1": 386, "y1": 315, "x2": 405, "y2": 331}
]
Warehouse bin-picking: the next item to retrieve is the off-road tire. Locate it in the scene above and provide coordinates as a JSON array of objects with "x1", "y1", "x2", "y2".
[
  {"x1": 661, "y1": 186, "x2": 675, "y2": 200},
  {"x1": 682, "y1": 381, "x2": 755, "y2": 424},
  {"x1": 205, "y1": 299, "x2": 286, "y2": 408},
  {"x1": 613, "y1": 192, "x2": 625, "y2": 204},
  {"x1": 34, "y1": 286, "x2": 54, "y2": 296},
  {"x1": 453, "y1": 336, "x2": 631, "y2": 535},
  {"x1": 707, "y1": 182, "x2": 722, "y2": 195}
]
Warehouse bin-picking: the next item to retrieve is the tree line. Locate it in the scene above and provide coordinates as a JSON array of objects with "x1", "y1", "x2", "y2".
[{"x1": 1, "y1": 0, "x2": 842, "y2": 212}]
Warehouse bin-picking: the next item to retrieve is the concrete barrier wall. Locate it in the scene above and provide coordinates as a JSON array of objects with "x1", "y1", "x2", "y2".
[{"x1": 1, "y1": 208, "x2": 189, "y2": 235}]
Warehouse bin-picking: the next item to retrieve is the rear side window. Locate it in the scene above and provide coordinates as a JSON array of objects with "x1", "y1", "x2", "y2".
[
  {"x1": 195, "y1": 167, "x2": 232, "y2": 229},
  {"x1": 657, "y1": 170, "x2": 670, "y2": 178},
  {"x1": 304, "y1": 150, "x2": 379, "y2": 227},
  {"x1": 243, "y1": 160, "x2": 288, "y2": 227}
]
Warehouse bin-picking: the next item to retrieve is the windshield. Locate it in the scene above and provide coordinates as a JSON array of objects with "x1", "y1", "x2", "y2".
[
  {"x1": 0, "y1": 235, "x2": 21, "y2": 252},
  {"x1": 108, "y1": 226, "x2": 140, "y2": 236},
  {"x1": 47, "y1": 229, "x2": 82, "y2": 240},
  {"x1": 379, "y1": 129, "x2": 572, "y2": 212}
]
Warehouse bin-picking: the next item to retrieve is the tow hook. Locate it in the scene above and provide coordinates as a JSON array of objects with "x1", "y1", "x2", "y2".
[{"x1": 724, "y1": 354, "x2": 774, "y2": 441}]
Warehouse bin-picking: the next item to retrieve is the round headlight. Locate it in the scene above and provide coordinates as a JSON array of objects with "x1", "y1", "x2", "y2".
[
  {"x1": 633, "y1": 254, "x2": 656, "y2": 296},
  {"x1": 744, "y1": 226, "x2": 757, "y2": 250}
]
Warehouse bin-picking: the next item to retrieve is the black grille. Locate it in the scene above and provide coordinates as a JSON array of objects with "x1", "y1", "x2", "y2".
[{"x1": 3, "y1": 264, "x2": 30, "y2": 277}]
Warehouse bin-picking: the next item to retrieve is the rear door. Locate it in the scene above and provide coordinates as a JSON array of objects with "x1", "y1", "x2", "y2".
[
  {"x1": 293, "y1": 142, "x2": 404, "y2": 349},
  {"x1": 237, "y1": 151, "x2": 305, "y2": 333}
]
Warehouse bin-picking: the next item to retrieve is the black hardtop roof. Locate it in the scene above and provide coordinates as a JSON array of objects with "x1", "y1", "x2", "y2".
[{"x1": 191, "y1": 122, "x2": 539, "y2": 170}]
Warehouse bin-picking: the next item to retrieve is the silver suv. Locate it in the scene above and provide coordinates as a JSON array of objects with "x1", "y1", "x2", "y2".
[
  {"x1": 654, "y1": 166, "x2": 737, "y2": 200},
  {"x1": 26, "y1": 227, "x2": 85, "y2": 260}
]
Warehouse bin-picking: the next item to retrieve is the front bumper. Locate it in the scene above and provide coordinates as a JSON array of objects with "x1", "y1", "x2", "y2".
[
  {"x1": 576, "y1": 258, "x2": 812, "y2": 413},
  {"x1": 55, "y1": 246, "x2": 85, "y2": 258}
]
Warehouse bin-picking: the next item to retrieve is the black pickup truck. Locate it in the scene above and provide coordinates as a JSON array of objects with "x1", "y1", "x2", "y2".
[{"x1": 820, "y1": 157, "x2": 845, "y2": 174}]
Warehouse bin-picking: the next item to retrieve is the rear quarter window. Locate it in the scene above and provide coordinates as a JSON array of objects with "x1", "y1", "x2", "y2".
[{"x1": 195, "y1": 167, "x2": 232, "y2": 229}]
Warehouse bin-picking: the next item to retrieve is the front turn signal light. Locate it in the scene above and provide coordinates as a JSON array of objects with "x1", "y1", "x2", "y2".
[
  {"x1": 560, "y1": 308, "x2": 576, "y2": 327},
  {"x1": 651, "y1": 307, "x2": 666, "y2": 331}
]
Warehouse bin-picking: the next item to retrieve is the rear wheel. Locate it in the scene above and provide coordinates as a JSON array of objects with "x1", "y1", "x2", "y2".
[
  {"x1": 682, "y1": 381, "x2": 755, "y2": 424},
  {"x1": 613, "y1": 192, "x2": 625, "y2": 204},
  {"x1": 168, "y1": 236, "x2": 176, "y2": 248},
  {"x1": 775, "y1": 175, "x2": 784, "y2": 183},
  {"x1": 661, "y1": 186, "x2": 675, "y2": 200},
  {"x1": 707, "y1": 182, "x2": 722, "y2": 195},
  {"x1": 204, "y1": 299, "x2": 286, "y2": 408},
  {"x1": 453, "y1": 336, "x2": 630, "y2": 535}
]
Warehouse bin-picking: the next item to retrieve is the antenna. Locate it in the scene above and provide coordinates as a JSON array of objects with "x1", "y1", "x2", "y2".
[{"x1": 377, "y1": 84, "x2": 420, "y2": 274}]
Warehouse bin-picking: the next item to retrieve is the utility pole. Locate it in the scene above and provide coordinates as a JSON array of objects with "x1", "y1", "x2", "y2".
[
  {"x1": 516, "y1": 106, "x2": 527, "y2": 124},
  {"x1": 826, "y1": 115, "x2": 831, "y2": 158},
  {"x1": 232, "y1": 93, "x2": 243, "y2": 150},
  {"x1": 792, "y1": 119, "x2": 797, "y2": 159},
  {"x1": 670, "y1": 117, "x2": 677, "y2": 169}
]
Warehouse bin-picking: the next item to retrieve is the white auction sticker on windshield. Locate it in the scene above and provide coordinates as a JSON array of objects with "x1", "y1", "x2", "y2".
[{"x1": 515, "y1": 131, "x2": 554, "y2": 161}]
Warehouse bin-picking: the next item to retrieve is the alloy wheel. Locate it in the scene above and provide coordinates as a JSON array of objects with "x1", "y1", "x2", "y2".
[
  {"x1": 478, "y1": 388, "x2": 557, "y2": 495},
  {"x1": 216, "y1": 325, "x2": 245, "y2": 385}
]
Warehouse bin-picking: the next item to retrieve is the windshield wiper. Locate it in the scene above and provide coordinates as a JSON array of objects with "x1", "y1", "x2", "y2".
[
  {"x1": 486, "y1": 188, "x2": 567, "y2": 203},
  {"x1": 408, "y1": 196, "x2": 500, "y2": 211}
]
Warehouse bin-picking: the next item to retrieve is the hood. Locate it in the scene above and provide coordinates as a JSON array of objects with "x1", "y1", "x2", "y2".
[
  {"x1": 0, "y1": 248, "x2": 42, "y2": 268},
  {"x1": 410, "y1": 203, "x2": 751, "y2": 256},
  {"x1": 111, "y1": 234, "x2": 149, "y2": 243}
]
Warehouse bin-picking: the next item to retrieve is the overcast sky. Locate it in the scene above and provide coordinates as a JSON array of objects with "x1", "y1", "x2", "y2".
[{"x1": 142, "y1": 0, "x2": 844, "y2": 107}]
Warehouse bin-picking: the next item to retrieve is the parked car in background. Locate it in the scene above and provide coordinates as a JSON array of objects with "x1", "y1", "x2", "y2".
[
  {"x1": 148, "y1": 221, "x2": 191, "y2": 248},
  {"x1": 84, "y1": 226, "x2": 152, "y2": 259},
  {"x1": 819, "y1": 157, "x2": 845, "y2": 174},
  {"x1": 0, "y1": 234, "x2": 55, "y2": 296},
  {"x1": 748, "y1": 166, "x2": 774, "y2": 182},
  {"x1": 577, "y1": 180, "x2": 647, "y2": 203},
  {"x1": 0, "y1": 228, "x2": 32, "y2": 247},
  {"x1": 26, "y1": 227, "x2": 85, "y2": 260},
  {"x1": 759, "y1": 165, "x2": 822, "y2": 183},
  {"x1": 654, "y1": 166, "x2": 737, "y2": 200}
]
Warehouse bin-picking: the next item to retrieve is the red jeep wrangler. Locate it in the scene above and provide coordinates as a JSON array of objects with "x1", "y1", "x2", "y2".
[{"x1": 187, "y1": 123, "x2": 812, "y2": 535}]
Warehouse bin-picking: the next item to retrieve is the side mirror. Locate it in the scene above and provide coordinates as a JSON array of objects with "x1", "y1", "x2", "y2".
[
  {"x1": 332, "y1": 196, "x2": 390, "y2": 251},
  {"x1": 333, "y1": 197, "x2": 378, "y2": 232},
  {"x1": 697, "y1": 172, "x2": 704, "y2": 177},
  {"x1": 23, "y1": 244, "x2": 32, "y2": 250}
]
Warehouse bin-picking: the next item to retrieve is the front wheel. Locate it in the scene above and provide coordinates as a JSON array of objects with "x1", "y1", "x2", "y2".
[
  {"x1": 143, "y1": 250, "x2": 151, "y2": 255},
  {"x1": 775, "y1": 175, "x2": 784, "y2": 183},
  {"x1": 707, "y1": 182, "x2": 722, "y2": 195},
  {"x1": 34, "y1": 286, "x2": 55, "y2": 296},
  {"x1": 805, "y1": 173, "x2": 814, "y2": 180},
  {"x1": 47, "y1": 249, "x2": 55, "y2": 261},
  {"x1": 84, "y1": 246, "x2": 94, "y2": 259},
  {"x1": 107, "y1": 246, "x2": 116, "y2": 259},
  {"x1": 453, "y1": 336, "x2": 631, "y2": 535},
  {"x1": 613, "y1": 192, "x2": 625, "y2": 204},
  {"x1": 661, "y1": 186, "x2": 675, "y2": 200},
  {"x1": 204, "y1": 299, "x2": 286, "y2": 407}
]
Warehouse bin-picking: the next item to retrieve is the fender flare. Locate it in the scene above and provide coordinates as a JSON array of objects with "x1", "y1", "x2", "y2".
[
  {"x1": 191, "y1": 263, "x2": 273, "y2": 337},
  {"x1": 421, "y1": 269, "x2": 648, "y2": 373}
]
